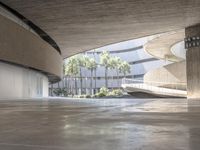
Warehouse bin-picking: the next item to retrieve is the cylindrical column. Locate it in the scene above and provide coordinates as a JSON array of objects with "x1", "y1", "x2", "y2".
[{"x1": 185, "y1": 24, "x2": 200, "y2": 99}]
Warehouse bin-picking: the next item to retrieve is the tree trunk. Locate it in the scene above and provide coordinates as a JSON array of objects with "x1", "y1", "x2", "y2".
[
  {"x1": 71, "y1": 77, "x2": 73, "y2": 96},
  {"x1": 70, "y1": 76, "x2": 72, "y2": 95},
  {"x1": 71, "y1": 76, "x2": 74, "y2": 96},
  {"x1": 66, "y1": 76, "x2": 69, "y2": 96},
  {"x1": 111, "y1": 70, "x2": 114, "y2": 90},
  {"x1": 75, "y1": 76, "x2": 78, "y2": 95},
  {"x1": 57, "y1": 82, "x2": 60, "y2": 89},
  {"x1": 63, "y1": 76, "x2": 65, "y2": 88},
  {"x1": 112, "y1": 75, "x2": 114, "y2": 90},
  {"x1": 93, "y1": 51, "x2": 97, "y2": 94},
  {"x1": 68, "y1": 76, "x2": 71, "y2": 95},
  {"x1": 105, "y1": 67, "x2": 108, "y2": 88},
  {"x1": 80, "y1": 67, "x2": 83, "y2": 95},
  {"x1": 62, "y1": 76, "x2": 65, "y2": 96},
  {"x1": 94, "y1": 68, "x2": 97, "y2": 94},
  {"x1": 90, "y1": 69, "x2": 93, "y2": 95},
  {"x1": 116, "y1": 69, "x2": 120, "y2": 89},
  {"x1": 124, "y1": 73, "x2": 126, "y2": 79}
]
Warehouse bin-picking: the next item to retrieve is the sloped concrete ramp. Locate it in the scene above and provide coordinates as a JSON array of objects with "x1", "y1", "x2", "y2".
[{"x1": 122, "y1": 83, "x2": 187, "y2": 98}]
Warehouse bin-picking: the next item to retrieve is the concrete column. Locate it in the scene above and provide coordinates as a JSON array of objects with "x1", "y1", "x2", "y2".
[{"x1": 185, "y1": 24, "x2": 200, "y2": 99}]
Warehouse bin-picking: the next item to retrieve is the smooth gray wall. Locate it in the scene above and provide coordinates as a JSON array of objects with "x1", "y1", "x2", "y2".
[{"x1": 0, "y1": 61, "x2": 48, "y2": 99}]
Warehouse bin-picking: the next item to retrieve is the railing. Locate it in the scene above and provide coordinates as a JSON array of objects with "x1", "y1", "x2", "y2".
[{"x1": 122, "y1": 78, "x2": 187, "y2": 93}]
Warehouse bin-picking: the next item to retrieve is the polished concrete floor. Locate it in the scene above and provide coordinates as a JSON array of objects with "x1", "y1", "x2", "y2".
[{"x1": 0, "y1": 98, "x2": 200, "y2": 150}]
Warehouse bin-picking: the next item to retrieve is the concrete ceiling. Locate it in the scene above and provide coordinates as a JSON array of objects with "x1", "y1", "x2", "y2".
[{"x1": 1, "y1": 0, "x2": 200, "y2": 58}]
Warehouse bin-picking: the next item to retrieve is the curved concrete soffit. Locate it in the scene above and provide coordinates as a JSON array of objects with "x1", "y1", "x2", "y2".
[
  {"x1": 144, "y1": 30, "x2": 185, "y2": 62},
  {"x1": 171, "y1": 41, "x2": 186, "y2": 60},
  {"x1": 0, "y1": 2, "x2": 61, "y2": 54},
  {"x1": 86, "y1": 46, "x2": 143, "y2": 54},
  {"x1": 0, "y1": 14, "x2": 62, "y2": 83}
]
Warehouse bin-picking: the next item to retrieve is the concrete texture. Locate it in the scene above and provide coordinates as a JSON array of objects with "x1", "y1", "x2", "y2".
[
  {"x1": 144, "y1": 61, "x2": 186, "y2": 89},
  {"x1": 122, "y1": 83, "x2": 187, "y2": 97},
  {"x1": 144, "y1": 30, "x2": 185, "y2": 62},
  {"x1": 171, "y1": 41, "x2": 186, "y2": 59},
  {"x1": 1, "y1": 0, "x2": 200, "y2": 58},
  {"x1": 0, "y1": 14, "x2": 62, "y2": 81},
  {"x1": 186, "y1": 24, "x2": 200, "y2": 99},
  {"x1": 0, "y1": 98, "x2": 200, "y2": 150}
]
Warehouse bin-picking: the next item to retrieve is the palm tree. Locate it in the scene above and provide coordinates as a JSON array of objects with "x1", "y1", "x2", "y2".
[
  {"x1": 86, "y1": 57, "x2": 97, "y2": 95},
  {"x1": 63, "y1": 62, "x2": 68, "y2": 96},
  {"x1": 111, "y1": 56, "x2": 122, "y2": 88},
  {"x1": 76, "y1": 54, "x2": 87, "y2": 95},
  {"x1": 119, "y1": 61, "x2": 131, "y2": 78},
  {"x1": 92, "y1": 50, "x2": 97, "y2": 94},
  {"x1": 65, "y1": 56, "x2": 80, "y2": 95},
  {"x1": 100, "y1": 51, "x2": 111, "y2": 88},
  {"x1": 83, "y1": 55, "x2": 90, "y2": 94},
  {"x1": 108, "y1": 57, "x2": 118, "y2": 90}
]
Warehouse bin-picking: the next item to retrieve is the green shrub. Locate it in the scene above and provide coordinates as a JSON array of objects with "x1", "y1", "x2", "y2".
[
  {"x1": 111, "y1": 89, "x2": 123, "y2": 96},
  {"x1": 94, "y1": 87, "x2": 109, "y2": 97},
  {"x1": 79, "y1": 95, "x2": 85, "y2": 98},
  {"x1": 91, "y1": 95, "x2": 96, "y2": 98},
  {"x1": 96, "y1": 92, "x2": 106, "y2": 97},
  {"x1": 100, "y1": 87, "x2": 109, "y2": 95},
  {"x1": 74, "y1": 95, "x2": 92, "y2": 98},
  {"x1": 53, "y1": 88, "x2": 63, "y2": 96},
  {"x1": 107, "y1": 89, "x2": 123, "y2": 97},
  {"x1": 52, "y1": 88, "x2": 69, "y2": 97},
  {"x1": 85, "y1": 95, "x2": 91, "y2": 98}
]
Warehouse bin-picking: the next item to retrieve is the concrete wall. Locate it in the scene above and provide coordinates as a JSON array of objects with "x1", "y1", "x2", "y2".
[
  {"x1": 0, "y1": 14, "x2": 62, "y2": 81},
  {"x1": 144, "y1": 61, "x2": 186, "y2": 89},
  {"x1": 0, "y1": 61, "x2": 48, "y2": 99}
]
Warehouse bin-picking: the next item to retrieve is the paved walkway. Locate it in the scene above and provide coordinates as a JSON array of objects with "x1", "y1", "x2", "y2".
[{"x1": 0, "y1": 98, "x2": 199, "y2": 150}]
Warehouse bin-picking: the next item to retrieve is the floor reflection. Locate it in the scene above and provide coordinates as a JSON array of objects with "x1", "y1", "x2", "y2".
[{"x1": 0, "y1": 98, "x2": 199, "y2": 150}]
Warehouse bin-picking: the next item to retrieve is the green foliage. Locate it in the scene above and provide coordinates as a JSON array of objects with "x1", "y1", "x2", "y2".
[
  {"x1": 75, "y1": 94, "x2": 91, "y2": 98},
  {"x1": 94, "y1": 87, "x2": 109, "y2": 97},
  {"x1": 119, "y1": 61, "x2": 131, "y2": 76},
  {"x1": 85, "y1": 95, "x2": 91, "y2": 98},
  {"x1": 95, "y1": 92, "x2": 106, "y2": 97},
  {"x1": 53, "y1": 88, "x2": 67, "y2": 96},
  {"x1": 85, "y1": 57, "x2": 97, "y2": 70},
  {"x1": 108, "y1": 56, "x2": 119, "y2": 70},
  {"x1": 77, "y1": 54, "x2": 87, "y2": 68},
  {"x1": 64, "y1": 54, "x2": 96, "y2": 77},
  {"x1": 79, "y1": 95, "x2": 85, "y2": 98},
  {"x1": 100, "y1": 51, "x2": 111, "y2": 67},
  {"x1": 100, "y1": 51, "x2": 111, "y2": 88},
  {"x1": 73, "y1": 88, "x2": 123, "y2": 98},
  {"x1": 94, "y1": 88, "x2": 123, "y2": 98},
  {"x1": 100, "y1": 87, "x2": 109, "y2": 95},
  {"x1": 65, "y1": 55, "x2": 80, "y2": 76},
  {"x1": 91, "y1": 95, "x2": 96, "y2": 98},
  {"x1": 108, "y1": 89, "x2": 123, "y2": 96}
]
